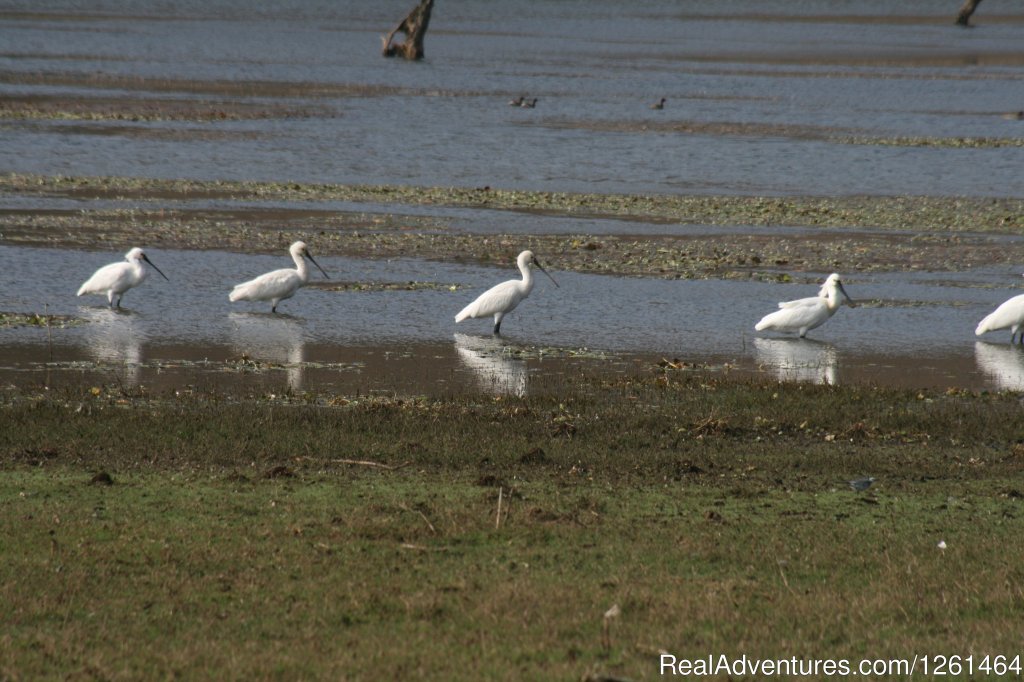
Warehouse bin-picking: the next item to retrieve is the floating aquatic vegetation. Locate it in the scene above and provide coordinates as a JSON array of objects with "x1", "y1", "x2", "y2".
[
  {"x1": 835, "y1": 134, "x2": 1024, "y2": 149},
  {"x1": 5, "y1": 173, "x2": 1022, "y2": 234},
  {"x1": 3, "y1": 173, "x2": 1024, "y2": 283},
  {"x1": 310, "y1": 281, "x2": 461, "y2": 293},
  {"x1": 0, "y1": 312, "x2": 83, "y2": 329},
  {"x1": 462, "y1": 342, "x2": 615, "y2": 361}
]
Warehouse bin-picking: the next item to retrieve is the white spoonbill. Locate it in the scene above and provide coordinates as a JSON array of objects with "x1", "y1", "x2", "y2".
[
  {"x1": 76, "y1": 247, "x2": 168, "y2": 308},
  {"x1": 229, "y1": 241, "x2": 329, "y2": 313},
  {"x1": 754, "y1": 273, "x2": 855, "y2": 338},
  {"x1": 975, "y1": 292, "x2": 1024, "y2": 343},
  {"x1": 455, "y1": 250, "x2": 559, "y2": 335}
]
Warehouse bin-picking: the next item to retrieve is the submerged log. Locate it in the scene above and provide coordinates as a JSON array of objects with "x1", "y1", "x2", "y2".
[
  {"x1": 955, "y1": 0, "x2": 983, "y2": 26},
  {"x1": 382, "y1": 0, "x2": 434, "y2": 60}
]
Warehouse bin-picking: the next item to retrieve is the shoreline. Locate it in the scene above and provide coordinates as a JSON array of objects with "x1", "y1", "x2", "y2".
[{"x1": 3, "y1": 173, "x2": 1023, "y2": 282}]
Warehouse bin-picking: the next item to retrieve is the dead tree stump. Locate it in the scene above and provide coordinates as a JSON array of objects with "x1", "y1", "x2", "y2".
[
  {"x1": 382, "y1": 0, "x2": 434, "y2": 60},
  {"x1": 955, "y1": 0, "x2": 983, "y2": 26}
]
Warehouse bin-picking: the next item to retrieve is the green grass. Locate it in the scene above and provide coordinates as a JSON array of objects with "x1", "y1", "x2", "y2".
[{"x1": 3, "y1": 374, "x2": 1024, "y2": 679}]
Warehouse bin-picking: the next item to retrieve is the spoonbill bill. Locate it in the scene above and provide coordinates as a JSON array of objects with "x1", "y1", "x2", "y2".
[
  {"x1": 76, "y1": 247, "x2": 168, "y2": 308},
  {"x1": 754, "y1": 273, "x2": 855, "y2": 338},
  {"x1": 975, "y1": 292, "x2": 1024, "y2": 343},
  {"x1": 455, "y1": 250, "x2": 559, "y2": 335},
  {"x1": 229, "y1": 241, "x2": 329, "y2": 313}
]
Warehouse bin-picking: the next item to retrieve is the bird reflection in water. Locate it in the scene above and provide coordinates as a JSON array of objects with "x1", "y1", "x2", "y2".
[
  {"x1": 752, "y1": 337, "x2": 838, "y2": 385},
  {"x1": 80, "y1": 307, "x2": 144, "y2": 387},
  {"x1": 454, "y1": 333, "x2": 528, "y2": 397},
  {"x1": 229, "y1": 313, "x2": 306, "y2": 391},
  {"x1": 974, "y1": 341, "x2": 1024, "y2": 391}
]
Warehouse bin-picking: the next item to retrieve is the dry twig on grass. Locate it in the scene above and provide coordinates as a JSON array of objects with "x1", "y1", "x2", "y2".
[
  {"x1": 398, "y1": 503, "x2": 437, "y2": 534},
  {"x1": 328, "y1": 457, "x2": 412, "y2": 470}
]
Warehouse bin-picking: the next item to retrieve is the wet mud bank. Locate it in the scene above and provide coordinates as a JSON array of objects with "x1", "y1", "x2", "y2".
[{"x1": 3, "y1": 173, "x2": 1023, "y2": 282}]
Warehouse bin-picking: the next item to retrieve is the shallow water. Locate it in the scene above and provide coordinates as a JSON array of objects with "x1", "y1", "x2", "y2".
[
  {"x1": 2, "y1": 2, "x2": 1024, "y2": 393},
  {"x1": 1, "y1": 0, "x2": 1022, "y2": 197},
  {"x1": 4, "y1": 245, "x2": 1024, "y2": 393}
]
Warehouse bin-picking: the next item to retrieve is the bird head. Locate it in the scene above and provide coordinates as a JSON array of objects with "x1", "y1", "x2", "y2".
[
  {"x1": 823, "y1": 273, "x2": 854, "y2": 307},
  {"x1": 292, "y1": 241, "x2": 329, "y2": 279},
  {"x1": 519, "y1": 250, "x2": 559, "y2": 288},
  {"x1": 127, "y1": 247, "x2": 168, "y2": 280}
]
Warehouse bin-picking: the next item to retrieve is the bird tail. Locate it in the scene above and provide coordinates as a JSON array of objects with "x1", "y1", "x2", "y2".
[
  {"x1": 454, "y1": 301, "x2": 476, "y2": 323},
  {"x1": 76, "y1": 278, "x2": 98, "y2": 296}
]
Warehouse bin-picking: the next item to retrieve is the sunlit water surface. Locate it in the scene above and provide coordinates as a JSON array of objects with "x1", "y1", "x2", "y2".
[
  {"x1": 0, "y1": 0, "x2": 1022, "y2": 196},
  {"x1": 1, "y1": 1, "x2": 1023, "y2": 393},
  {"x1": 3, "y1": 246, "x2": 1024, "y2": 394}
]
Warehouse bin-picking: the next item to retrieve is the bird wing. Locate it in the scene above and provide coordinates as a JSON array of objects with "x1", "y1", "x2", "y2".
[
  {"x1": 77, "y1": 262, "x2": 131, "y2": 296},
  {"x1": 456, "y1": 280, "x2": 521, "y2": 321},
  {"x1": 777, "y1": 295, "x2": 822, "y2": 309},
  {"x1": 230, "y1": 268, "x2": 301, "y2": 302},
  {"x1": 756, "y1": 300, "x2": 827, "y2": 331}
]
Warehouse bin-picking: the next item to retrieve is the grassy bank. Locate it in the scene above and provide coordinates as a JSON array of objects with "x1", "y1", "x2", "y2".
[{"x1": 3, "y1": 374, "x2": 1024, "y2": 679}]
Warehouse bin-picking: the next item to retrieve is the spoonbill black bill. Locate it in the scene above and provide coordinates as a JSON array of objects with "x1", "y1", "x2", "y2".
[
  {"x1": 229, "y1": 241, "x2": 329, "y2": 313},
  {"x1": 76, "y1": 247, "x2": 168, "y2": 309},
  {"x1": 455, "y1": 250, "x2": 558, "y2": 336},
  {"x1": 754, "y1": 273, "x2": 854, "y2": 338}
]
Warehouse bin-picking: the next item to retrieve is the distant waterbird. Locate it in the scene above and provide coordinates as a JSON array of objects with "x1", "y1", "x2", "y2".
[
  {"x1": 76, "y1": 247, "x2": 168, "y2": 309},
  {"x1": 848, "y1": 476, "x2": 876, "y2": 492},
  {"x1": 975, "y1": 289, "x2": 1024, "y2": 343},
  {"x1": 229, "y1": 241, "x2": 329, "y2": 313},
  {"x1": 520, "y1": 98, "x2": 538, "y2": 108},
  {"x1": 650, "y1": 97, "x2": 666, "y2": 110},
  {"x1": 755, "y1": 273, "x2": 855, "y2": 338},
  {"x1": 508, "y1": 96, "x2": 524, "y2": 106},
  {"x1": 455, "y1": 250, "x2": 559, "y2": 335}
]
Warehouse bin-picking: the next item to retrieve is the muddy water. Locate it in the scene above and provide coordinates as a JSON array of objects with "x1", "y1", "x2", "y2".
[{"x1": 3, "y1": 245, "x2": 1024, "y2": 394}]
